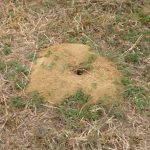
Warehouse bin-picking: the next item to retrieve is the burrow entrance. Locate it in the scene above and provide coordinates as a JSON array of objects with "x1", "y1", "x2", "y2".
[{"x1": 70, "y1": 65, "x2": 90, "y2": 76}]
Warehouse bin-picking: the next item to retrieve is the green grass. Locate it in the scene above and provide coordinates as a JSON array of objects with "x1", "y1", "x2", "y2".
[
  {"x1": 9, "y1": 92, "x2": 45, "y2": 110},
  {"x1": 38, "y1": 34, "x2": 50, "y2": 49},
  {"x1": 25, "y1": 50, "x2": 36, "y2": 61},
  {"x1": 133, "y1": 96, "x2": 148, "y2": 112},
  {"x1": 28, "y1": 91, "x2": 45, "y2": 109},
  {"x1": 7, "y1": 10, "x2": 15, "y2": 18},
  {"x1": 2, "y1": 45, "x2": 12, "y2": 55},
  {"x1": 108, "y1": 105, "x2": 126, "y2": 119},
  {"x1": 135, "y1": 9, "x2": 150, "y2": 25},
  {"x1": 121, "y1": 76, "x2": 131, "y2": 86},
  {"x1": 124, "y1": 53, "x2": 140, "y2": 63},
  {"x1": 107, "y1": 23, "x2": 115, "y2": 34},
  {"x1": 124, "y1": 85, "x2": 148, "y2": 112},
  {"x1": 9, "y1": 96, "x2": 26, "y2": 109},
  {"x1": 7, "y1": 60, "x2": 29, "y2": 75},
  {"x1": 59, "y1": 91, "x2": 103, "y2": 121},
  {"x1": 15, "y1": 80, "x2": 27, "y2": 90},
  {"x1": 0, "y1": 60, "x2": 6, "y2": 72},
  {"x1": 78, "y1": 53, "x2": 97, "y2": 72}
]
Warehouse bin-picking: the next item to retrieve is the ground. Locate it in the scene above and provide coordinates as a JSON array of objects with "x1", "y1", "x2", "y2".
[
  {"x1": 0, "y1": 0, "x2": 150, "y2": 150},
  {"x1": 26, "y1": 43, "x2": 123, "y2": 105}
]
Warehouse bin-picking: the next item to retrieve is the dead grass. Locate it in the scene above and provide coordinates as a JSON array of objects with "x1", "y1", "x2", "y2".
[{"x1": 0, "y1": 0, "x2": 150, "y2": 149}]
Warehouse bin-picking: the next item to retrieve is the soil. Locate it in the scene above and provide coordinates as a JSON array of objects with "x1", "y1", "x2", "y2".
[{"x1": 26, "y1": 43, "x2": 123, "y2": 105}]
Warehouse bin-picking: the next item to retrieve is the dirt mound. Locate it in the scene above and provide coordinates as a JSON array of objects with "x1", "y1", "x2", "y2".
[{"x1": 26, "y1": 43, "x2": 123, "y2": 105}]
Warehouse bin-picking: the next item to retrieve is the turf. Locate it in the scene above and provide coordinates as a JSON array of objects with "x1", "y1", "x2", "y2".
[{"x1": 0, "y1": 0, "x2": 150, "y2": 149}]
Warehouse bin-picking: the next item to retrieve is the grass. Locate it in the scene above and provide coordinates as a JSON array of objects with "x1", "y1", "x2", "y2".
[
  {"x1": 0, "y1": 0, "x2": 150, "y2": 149},
  {"x1": 15, "y1": 80, "x2": 27, "y2": 90},
  {"x1": 25, "y1": 50, "x2": 37, "y2": 61},
  {"x1": 59, "y1": 91, "x2": 100, "y2": 121},
  {"x1": 108, "y1": 105, "x2": 126, "y2": 119},
  {"x1": 0, "y1": 60, "x2": 6, "y2": 72},
  {"x1": 78, "y1": 53, "x2": 97, "y2": 71},
  {"x1": 7, "y1": 60, "x2": 29, "y2": 75},
  {"x1": 44, "y1": 48, "x2": 53, "y2": 57},
  {"x1": 58, "y1": 90, "x2": 126, "y2": 133},
  {"x1": 135, "y1": 9, "x2": 150, "y2": 25},
  {"x1": 124, "y1": 53, "x2": 140, "y2": 63},
  {"x1": 28, "y1": 91, "x2": 45, "y2": 109},
  {"x1": 9, "y1": 92, "x2": 45, "y2": 110},
  {"x1": 2, "y1": 45, "x2": 12, "y2": 55},
  {"x1": 38, "y1": 33, "x2": 50, "y2": 49},
  {"x1": 9, "y1": 96, "x2": 26, "y2": 109},
  {"x1": 5, "y1": 71, "x2": 16, "y2": 81}
]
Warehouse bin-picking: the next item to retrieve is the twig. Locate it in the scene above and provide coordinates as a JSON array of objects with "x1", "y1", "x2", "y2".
[
  {"x1": 82, "y1": 33, "x2": 99, "y2": 47},
  {"x1": 0, "y1": 118, "x2": 8, "y2": 132},
  {"x1": 122, "y1": 34, "x2": 143, "y2": 55},
  {"x1": 1, "y1": 94, "x2": 8, "y2": 115},
  {"x1": 30, "y1": 15, "x2": 43, "y2": 34}
]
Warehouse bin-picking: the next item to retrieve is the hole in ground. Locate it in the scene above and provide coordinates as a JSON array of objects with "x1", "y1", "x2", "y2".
[
  {"x1": 74, "y1": 68, "x2": 87, "y2": 75},
  {"x1": 69, "y1": 64, "x2": 91, "y2": 75}
]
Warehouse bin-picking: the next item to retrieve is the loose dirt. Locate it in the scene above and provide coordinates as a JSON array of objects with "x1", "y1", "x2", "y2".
[{"x1": 26, "y1": 43, "x2": 123, "y2": 105}]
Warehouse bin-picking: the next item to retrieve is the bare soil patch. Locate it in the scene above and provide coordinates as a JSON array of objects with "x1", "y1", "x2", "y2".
[{"x1": 26, "y1": 43, "x2": 123, "y2": 105}]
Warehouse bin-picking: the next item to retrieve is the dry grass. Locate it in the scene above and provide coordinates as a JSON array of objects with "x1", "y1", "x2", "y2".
[{"x1": 0, "y1": 0, "x2": 150, "y2": 149}]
